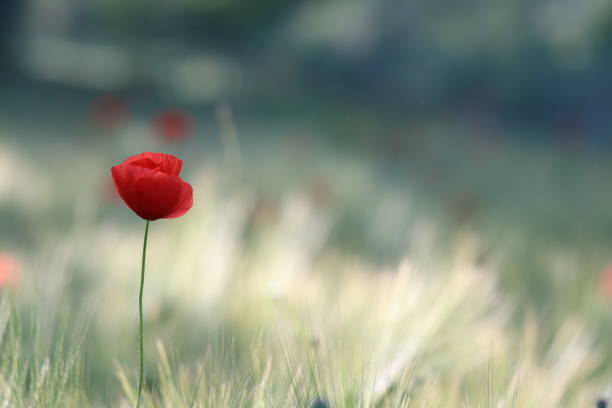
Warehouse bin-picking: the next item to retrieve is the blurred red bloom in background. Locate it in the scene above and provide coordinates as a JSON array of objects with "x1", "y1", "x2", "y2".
[
  {"x1": 154, "y1": 110, "x2": 193, "y2": 142},
  {"x1": 0, "y1": 253, "x2": 21, "y2": 288},
  {"x1": 111, "y1": 152, "x2": 193, "y2": 220},
  {"x1": 599, "y1": 263, "x2": 612, "y2": 300},
  {"x1": 92, "y1": 95, "x2": 128, "y2": 130}
]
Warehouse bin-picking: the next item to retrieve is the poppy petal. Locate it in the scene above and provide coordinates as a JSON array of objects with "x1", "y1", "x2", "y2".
[
  {"x1": 112, "y1": 164, "x2": 150, "y2": 217},
  {"x1": 165, "y1": 181, "x2": 193, "y2": 219},
  {"x1": 131, "y1": 172, "x2": 185, "y2": 220},
  {"x1": 121, "y1": 152, "x2": 183, "y2": 176}
]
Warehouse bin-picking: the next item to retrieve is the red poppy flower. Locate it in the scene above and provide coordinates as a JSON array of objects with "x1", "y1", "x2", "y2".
[
  {"x1": 154, "y1": 110, "x2": 193, "y2": 142},
  {"x1": 92, "y1": 95, "x2": 128, "y2": 130},
  {"x1": 0, "y1": 253, "x2": 20, "y2": 288},
  {"x1": 599, "y1": 264, "x2": 612, "y2": 300},
  {"x1": 111, "y1": 152, "x2": 193, "y2": 220}
]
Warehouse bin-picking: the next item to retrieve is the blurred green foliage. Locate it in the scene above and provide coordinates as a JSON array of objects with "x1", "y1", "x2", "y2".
[
  {"x1": 92, "y1": 0, "x2": 304, "y2": 41},
  {"x1": 13, "y1": 0, "x2": 612, "y2": 126}
]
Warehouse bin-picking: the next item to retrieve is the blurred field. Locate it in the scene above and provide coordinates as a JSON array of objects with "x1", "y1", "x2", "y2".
[
  {"x1": 3, "y1": 0, "x2": 612, "y2": 406},
  {"x1": 1, "y1": 108, "x2": 612, "y2": 407}
]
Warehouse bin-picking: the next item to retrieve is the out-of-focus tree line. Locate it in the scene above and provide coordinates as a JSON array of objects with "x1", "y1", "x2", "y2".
[{"x1": 3, "y1": 0, "x2": 612, "y2": 142}]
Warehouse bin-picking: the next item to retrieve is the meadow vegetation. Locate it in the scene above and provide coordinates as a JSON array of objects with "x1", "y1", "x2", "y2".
[{"x1": 0, "y1": 128, "x2": 611, "y2": 407}]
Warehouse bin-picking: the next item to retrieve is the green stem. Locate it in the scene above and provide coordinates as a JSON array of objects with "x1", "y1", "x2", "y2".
[{"x1": 136, "y1": 220, "x2": 150, "y2": 408}]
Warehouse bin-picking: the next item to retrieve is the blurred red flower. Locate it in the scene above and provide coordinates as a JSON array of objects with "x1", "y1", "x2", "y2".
[
  {"x1": 154, "y1": 110, "x2": 193, "y2": 142},
  {"x1": 92, "y1": 95, "x2": 128, "y2": 130},
  {"x1": 111, "y1": 152, "x2": 193, "y2": 220},
  {"x1": 0, "y1": 253, "x2": 20, "y2": 288},
  {"x1": 599, "y1": 264, "x2": 612, "y2": 300}
]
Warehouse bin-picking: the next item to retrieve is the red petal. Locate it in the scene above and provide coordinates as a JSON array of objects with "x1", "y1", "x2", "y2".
[
  {"x1": 121, "y1": 152, "x2": 183, "y2": 176},
  {"x1": 111, "y1": 164, "x2": 193, "y2": 220},
  {"x1": 112, "y1": 164, "x2": 146, "y2": 216},
  {"x1": 165, "y1": 181, "x2": 193, "y2": 219}
]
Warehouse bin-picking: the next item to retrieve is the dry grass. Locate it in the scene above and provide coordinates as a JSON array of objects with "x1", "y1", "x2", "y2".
[{"x1": 0, "y1": 136, "x2": 609, "y2": 407}]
